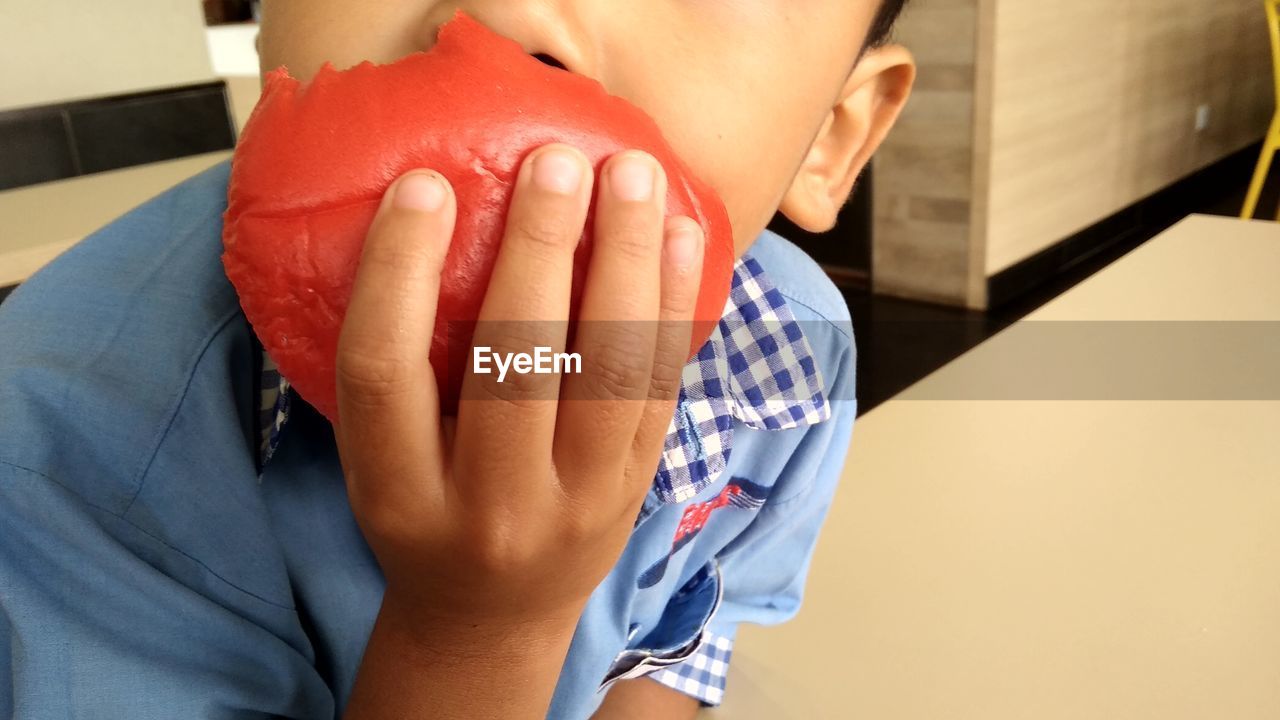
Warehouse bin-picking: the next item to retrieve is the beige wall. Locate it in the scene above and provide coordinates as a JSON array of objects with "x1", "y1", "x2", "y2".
[
  {"x1": 981, "y1": 0, "x2": 1273, "y2": 275},
  {"x1": 873, "y1": 0, "x2": 1272, "y2": 307},
  {"x1": 0, "y1": 0, "x2": 215, "y2": 111}
]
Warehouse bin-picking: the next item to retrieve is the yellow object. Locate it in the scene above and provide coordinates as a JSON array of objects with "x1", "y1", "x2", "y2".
[{"x1": 1243, "y1": 0, "x2": 1280, "y2": 219}]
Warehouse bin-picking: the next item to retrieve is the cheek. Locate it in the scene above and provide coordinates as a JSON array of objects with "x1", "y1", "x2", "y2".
[
  {"x1": 659, "y1": 106, "x2": 810, "y2": 257},
  {"x1": 612, "y1": 47, "x2": 828, "y2": 256},
  {"x1": 710, "y1": 151, "x2": 793, "y2": 256}
]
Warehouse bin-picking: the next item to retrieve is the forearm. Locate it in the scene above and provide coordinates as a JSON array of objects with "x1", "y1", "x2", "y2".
[
  {"x1": 591, "y1": 677, "x2": 701, "y2": 720},
  {"x1": 344, "y1": 592, "x2": 581, "y2": 720}
]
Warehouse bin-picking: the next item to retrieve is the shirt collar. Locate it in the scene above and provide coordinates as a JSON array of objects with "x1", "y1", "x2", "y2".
[{"x1": 255, "y1": 250, "x2": 831, "y2": 503}]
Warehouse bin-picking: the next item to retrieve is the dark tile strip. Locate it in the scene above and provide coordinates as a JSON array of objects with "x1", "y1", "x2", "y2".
[
  {"x1": 0, "y1": 110, "x2": 77, "y2": 189},
  {"x1": 59, "y1": 110, "x2": 84, "y2": 176},
  {"x1": 0, "y1": 81, "x2": 234, "y2": 192},
  {"x1": 987, "y1": 140, "x2": 1264, "y2": 310}
]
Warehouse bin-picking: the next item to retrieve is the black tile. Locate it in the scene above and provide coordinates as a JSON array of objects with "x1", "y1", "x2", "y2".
[
  {"x1": 68, "y1": 86, "x2": 236, "y2": 175},
  {"x1": 0, "y1": 109, "x2": 78, "y2": 190},
  {"x1": 843, "y1": 292, "x2": 1001, "y2": 414},
  {"x1": 987, "y1": 140, "x2": 1263, "y2": 310},
  {"x1": 0, "y1": 82, "x2": 237, "y2": 192},
  {"x1": 1204, "y1": 148, "x2": 1280, "y2": 218}
]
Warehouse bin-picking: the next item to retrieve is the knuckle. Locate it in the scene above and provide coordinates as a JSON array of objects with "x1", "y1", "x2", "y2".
[
  {"x1": 580, "y1": 334, "x2": 652, "y2": 400},
  {"x1": 602, "y1": 216, "x2": 659, "y2": 262},
  {"x1": 473, "y1": 364, "x2": 556, "y2": 404},
  {"x1": 557, "y1": 507, "x2": 599, "y2": 545},
  {"x1": 646, "y1": 351, "x2": 685, "y2": 401},
  {"x1": 468, "y1": 332, "x2": 560, "y2": 405},
  {"x1": 362, "y1": 229, "x2": 443, "y2": 277},
  {"x1": 465, "y1": 521, "x2": 536, "y2": 576},
  {"x1": 509, "y1": 213, "x2": 579, "y2": 255},
  {"x1": 552, "y1": 486, "x2": 615, "y2": 544},
  {"x1": 354, "y1": 493, "x2": 413, "y2": 539},
  {"x1": 336, "y1": 347, "x2": 416, "y2": 398},
  {"x1": 346, "y1": 476, "x2": 429, "y2": 542},
  {"x1": 659, "y1": 273, "x2": 699, "y2": 318},
  {"x1": 482, "y1": 326, "x2": 545, "y2": 358}
]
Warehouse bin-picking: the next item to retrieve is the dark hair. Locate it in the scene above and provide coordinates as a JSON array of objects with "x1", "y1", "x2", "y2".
[{"x1": 866, "y1": 0, "x2": 908, "y2": 48}]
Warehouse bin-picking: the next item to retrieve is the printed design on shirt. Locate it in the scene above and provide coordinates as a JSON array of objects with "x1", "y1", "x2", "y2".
[{"x1": 638, "y1": 476, "x2": 772, "y2": 589}]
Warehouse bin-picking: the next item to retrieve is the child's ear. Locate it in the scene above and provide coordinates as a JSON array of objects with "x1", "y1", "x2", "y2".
[{"x1": 779, "y1": 45, "x2": 916, "y2": 233}]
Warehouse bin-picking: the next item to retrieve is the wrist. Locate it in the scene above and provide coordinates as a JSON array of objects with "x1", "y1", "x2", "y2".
[
  {"x1": 378, "y1": 586, "x2": 585, "y2": 664},
  {"x1": 346, "y1": 588, "x2": 585, "y2": 719}
]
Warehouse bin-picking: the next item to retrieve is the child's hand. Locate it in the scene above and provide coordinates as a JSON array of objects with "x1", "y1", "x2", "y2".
[{"x1": 334, "y1": 143, "x2": 703, "y2": 718}]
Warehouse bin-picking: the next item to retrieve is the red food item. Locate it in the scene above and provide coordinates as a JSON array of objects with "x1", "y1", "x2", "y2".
[{"x1": 222, "y1": 11, "x2": 734, "y2": 422}]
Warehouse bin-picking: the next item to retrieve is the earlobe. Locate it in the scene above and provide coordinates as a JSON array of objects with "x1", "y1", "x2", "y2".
[{"x1": 779, "y1": 45, "x2": 916, "y2": 233}]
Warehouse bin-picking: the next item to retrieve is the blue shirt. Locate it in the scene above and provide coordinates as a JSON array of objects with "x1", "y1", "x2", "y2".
[{"x1": 0, "y1": 159, "x2": 857, "y2": 719}]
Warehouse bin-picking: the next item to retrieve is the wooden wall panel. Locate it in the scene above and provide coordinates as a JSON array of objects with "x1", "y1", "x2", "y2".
[
  {"x1": 873, "y1": 0, "x2": 986, "y2": 307},
  {"x1": 984, "y1": 0, "x2": 1273, "y2": 274}
]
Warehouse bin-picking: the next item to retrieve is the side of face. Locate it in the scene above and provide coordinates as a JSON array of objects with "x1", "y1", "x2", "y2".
[{"x1": 257, "y1": 0, "x2": 915, "y2": 256}]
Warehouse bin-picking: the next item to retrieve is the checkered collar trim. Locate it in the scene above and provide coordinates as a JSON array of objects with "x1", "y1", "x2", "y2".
[
  {"x1": 653, "y1": 254, "x2": 829, "y2": 503},
  {"x1": 255, "y1": 252, "x2": 830, "y2": 503}
]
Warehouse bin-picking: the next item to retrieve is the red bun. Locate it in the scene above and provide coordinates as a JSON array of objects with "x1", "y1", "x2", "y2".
[{"x1": 222, "y1": 11, "x2": 735, "y2": 422}]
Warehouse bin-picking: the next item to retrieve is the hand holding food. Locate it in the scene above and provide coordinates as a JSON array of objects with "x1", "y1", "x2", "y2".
[{"x1": 222, "y1": 11, "x2": 734, "y2": 419}]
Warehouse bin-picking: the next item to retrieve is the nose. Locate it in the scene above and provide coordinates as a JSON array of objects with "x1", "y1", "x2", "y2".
[{"x1": 420, "y1": 1, "x2": 595, "y2": 78}]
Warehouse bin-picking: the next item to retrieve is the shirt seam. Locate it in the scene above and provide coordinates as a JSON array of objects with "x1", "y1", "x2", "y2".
[
  {"x1": 736, "y1": 357, "x2": 856, "y2": 510},
  {"x1": 769, "y1": 353, "x2": 856, "y2": 510},
  {"x1": 121, "y1": 305, "x2": 243, "y2": 517},
  {"x1": 0, "y1": 459, "x2": 295, "y2": 611},
  {"x1": 775, "y1": 291, "x2": 853, "y2": 341}
]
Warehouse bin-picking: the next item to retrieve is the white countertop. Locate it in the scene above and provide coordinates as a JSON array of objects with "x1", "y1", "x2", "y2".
[
  {"x1": 711, "y1": 215, "x2": 1280, "y2": 719},
  {"x1": 0, "y1": 151, "x2": 234, "y2": 287}
]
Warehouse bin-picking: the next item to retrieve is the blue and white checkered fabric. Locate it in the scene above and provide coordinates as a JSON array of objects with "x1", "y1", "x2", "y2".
[
  {"x1": 646, "y1": 631, "x2": 734, "y2": 706},
  {"x1": 256, "y1": 253, "x2": 830, "y2": 500},
  {"x1": 258, "y1": 351, "x2": 291, "y2": 472},
  {"x1": 653, "y1": 254, "x2": 829, "y2": 503}
]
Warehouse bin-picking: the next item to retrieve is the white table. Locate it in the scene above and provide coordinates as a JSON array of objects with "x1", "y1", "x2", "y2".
[
  {"x1": 711, "y1": 215, "x2": 1280, "y2": 719},
  {"x1": 0, "y1": 151, "x2": 233, "y2": 288}
]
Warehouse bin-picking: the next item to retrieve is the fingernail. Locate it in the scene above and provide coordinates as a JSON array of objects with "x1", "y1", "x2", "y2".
[
  {"x1": 532, "y1": 147, "x2": 583, "y2": 195},
  {"x1": 393, "y1": 172, "x2": 447, "y2": 212},
  {"x1": 666, "y1": 222, "x2": 703, "y2": 269},
  {"x1": 610, "y1": 153, "x2": 656, "y2": 202}
]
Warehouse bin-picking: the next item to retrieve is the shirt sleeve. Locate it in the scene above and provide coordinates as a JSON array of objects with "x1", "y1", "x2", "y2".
[
  {"x1": 647, "y1": 337, "x2": 859, "y2": 707},
  {"x1": 645, "y1": 629, "x2": 736, "y2": 706},
  {"x1": 0, "y1": 460, "x2": 334, "y2": 719}
]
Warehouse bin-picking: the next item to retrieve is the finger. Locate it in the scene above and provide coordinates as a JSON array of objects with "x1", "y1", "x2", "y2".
[
  {"x1": 335, "y1": 170, "x2": 455, "y2": 516},
  {"x1": 556, "y1": 151, "x2": 667, "y2": 493},
  {"x1": 632, "y1": 216, "x2": 705, "y2": 473},
  {"x1": 455, "y1": 144, "x2": 593, "y2": 495}
]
